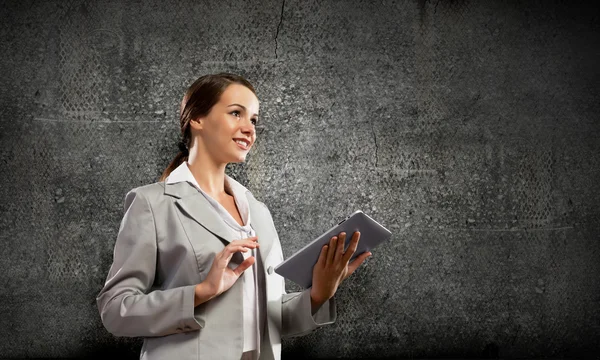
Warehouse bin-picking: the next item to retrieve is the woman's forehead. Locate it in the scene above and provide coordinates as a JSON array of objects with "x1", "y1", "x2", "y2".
[{"x1": 220, "y1": 85, "x2": 259, "y2": 110}]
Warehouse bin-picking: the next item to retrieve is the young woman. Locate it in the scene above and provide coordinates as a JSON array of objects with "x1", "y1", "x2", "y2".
[{"x1": 96, "y1": 73, "x2": 372, "y2": 360}]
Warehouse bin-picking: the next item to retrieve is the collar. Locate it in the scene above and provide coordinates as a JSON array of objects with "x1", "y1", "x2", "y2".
[
  {"x1": 161, "y1": 161, "x2": 274, "y2": 259},
  {"x1": 165, "y1": 161, "x2": 250, "y2": 198}
]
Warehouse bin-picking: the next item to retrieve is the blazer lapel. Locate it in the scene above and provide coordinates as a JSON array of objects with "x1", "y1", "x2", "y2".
[
  {"x1": 246, "y1": 191, "x2": 274, "y2": 261},
  {"x1": 163, "y1": 180, "x2": 274, "y2": 260},
  {"x1": 165, "y1": 181, "x2": 233, "y2": 245}
]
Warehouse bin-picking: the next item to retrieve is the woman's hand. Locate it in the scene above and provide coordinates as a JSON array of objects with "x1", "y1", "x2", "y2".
[
  {"x1": 195, "y1": 236, "x2": 260, "y2": 306},
  {"x1": 310, "y1": 231, "x2": 372, "y2": 308}
]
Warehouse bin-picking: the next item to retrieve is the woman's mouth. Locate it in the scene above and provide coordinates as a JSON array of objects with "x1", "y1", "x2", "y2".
[{"x1": 233, "y1": 139, "x2": 250, "y2": 150}]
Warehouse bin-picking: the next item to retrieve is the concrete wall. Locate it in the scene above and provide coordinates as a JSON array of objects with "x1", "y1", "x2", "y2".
[{"x1": 1, "y1": 0, "x2": 598, "y2": 358}]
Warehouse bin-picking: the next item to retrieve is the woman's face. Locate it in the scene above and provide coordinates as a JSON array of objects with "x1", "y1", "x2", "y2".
[{"x1": 191, "y1": 83, "x2": 259, "y2": 164}]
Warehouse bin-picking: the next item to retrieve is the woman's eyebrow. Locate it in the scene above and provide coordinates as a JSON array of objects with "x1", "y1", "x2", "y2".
[{"x1": 227, "y1": 103, "x2": 259, "y2": 117}]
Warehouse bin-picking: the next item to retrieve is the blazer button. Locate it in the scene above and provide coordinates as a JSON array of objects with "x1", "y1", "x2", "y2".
[{"x1": 267, "y1": 266, "x2": 273, "y2": 275}]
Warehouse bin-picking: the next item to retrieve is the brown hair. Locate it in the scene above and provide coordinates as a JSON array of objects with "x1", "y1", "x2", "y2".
[{"x1": 159, "y1": 72, "x2": 257, "y2": 182}]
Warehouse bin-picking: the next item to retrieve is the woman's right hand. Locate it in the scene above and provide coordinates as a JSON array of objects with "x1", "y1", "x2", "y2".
[{"x1": 195, "y1": 236, "x2": 260, "y2": 306}]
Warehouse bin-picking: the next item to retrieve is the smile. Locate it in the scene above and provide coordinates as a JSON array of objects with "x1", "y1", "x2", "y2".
[{"x1": 233, "y1": 139, "x2": 250, "y2": 150}]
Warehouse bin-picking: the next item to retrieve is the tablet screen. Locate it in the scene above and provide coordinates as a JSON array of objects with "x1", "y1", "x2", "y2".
[{"x1": 274, "y1": 210, "x2": 392, "y2": 288}]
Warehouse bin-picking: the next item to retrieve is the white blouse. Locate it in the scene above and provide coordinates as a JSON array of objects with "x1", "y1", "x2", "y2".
[{"x1": 165, "y1": 161, "x2": 264, "y2": 357}]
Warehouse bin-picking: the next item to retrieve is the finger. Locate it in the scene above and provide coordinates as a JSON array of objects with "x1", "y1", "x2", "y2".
[
  {"x1": 317, "y1": 244, "x2": 328, "y2": 267},
  {"x1": 326, "y1": 236, "x2": 337, "y2": 266},
  {"x1": 229, "y1": 238, "x2": 260, "y2": 247},
  {"x1": 233, "y1": 236, "x2": 257, "y2": 242},
  {"x1": 233, "y1": 256, "x2": 255, "y2": 277},
  {"x1": 214, "y1": 250, "x2": 234, "y2": 269},
  {"x1": 225, "y1": 242, "x2": 259, "y2": 254},
  {"x1": 226, "y1": 239, "x2": 257, "y2": 249},
  {"x1": 333, "y1": 232, "x2": 346, "y2": 264},
  {"x1": 239, "y1": 241, "x2": 260, "y2": 249},
  {"x1": 342, "y1": 231, "x2": 361, "y2": 263},
  {"x1": 345, "y1": 251, "x2": 371, "y2": 279},
  {"x1": 219, "y1": 246, "x2": 253, "y2": 263},
  {"x1": 222, "y1": 245, "x2": 251, "y2": 255}
]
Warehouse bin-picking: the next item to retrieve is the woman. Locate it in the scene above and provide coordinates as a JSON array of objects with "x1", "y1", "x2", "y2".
[{"x1": 96, "y1": 73, "x2": 372, "y2": 360}]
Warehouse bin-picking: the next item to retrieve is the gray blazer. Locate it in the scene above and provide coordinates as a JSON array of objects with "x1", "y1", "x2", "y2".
[{"x1": 96, "y1": 180, "x2": 337, "y2": 360}]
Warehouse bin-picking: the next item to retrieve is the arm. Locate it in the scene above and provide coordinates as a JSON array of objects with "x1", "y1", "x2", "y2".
[
  {"x1": 282, "y1": 230, "x2": 370, "y2": 338},
  {"x1": 281, "y1": 285, "x2": 337, "y2": 338},
  {"x1": 258, "y1": 201, "x2": 337, "y2": 338},
  {"x1": 96, "y1": 188, "x2": 204, "y2": 337}
]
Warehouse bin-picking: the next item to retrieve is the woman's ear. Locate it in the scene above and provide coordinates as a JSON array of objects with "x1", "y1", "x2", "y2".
[{"x1": 189, "y1": 118, "x2": 203, "y2": 131}]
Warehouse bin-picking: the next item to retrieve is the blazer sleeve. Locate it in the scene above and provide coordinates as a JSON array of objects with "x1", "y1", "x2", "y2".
[
  {"x1": 281, "y1": 286, "x2": 337, "y2": 338},
  {"x1": 96, "y1": 188, "x2": 203, "y2": 338}
]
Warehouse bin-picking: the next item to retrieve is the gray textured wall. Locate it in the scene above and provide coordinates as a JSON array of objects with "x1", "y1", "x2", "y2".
[{"x1": 1, "y1": 0, "x2": 598, "y2": 358}]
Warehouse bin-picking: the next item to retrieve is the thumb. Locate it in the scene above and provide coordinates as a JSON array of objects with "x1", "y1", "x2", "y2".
[
  {"x1": 233, "y1": 256, "x2": 256, "y2": 277},
  {"x1": 345, "y1": 252, "x2": 372, "y2": 279}
]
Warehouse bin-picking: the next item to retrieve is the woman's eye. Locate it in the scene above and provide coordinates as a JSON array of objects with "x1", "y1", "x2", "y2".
[{"x1": 231, "y1": 111, "x2": 257, "y2": 125}]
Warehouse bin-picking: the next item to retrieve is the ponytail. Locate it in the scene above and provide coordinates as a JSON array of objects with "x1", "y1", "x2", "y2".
[
  {"x1": 159, "y1": 150, "x2": 188, "y2": 182},
  {"x1": 159, "y1": 138, "x2": 189, "y2": 182}
]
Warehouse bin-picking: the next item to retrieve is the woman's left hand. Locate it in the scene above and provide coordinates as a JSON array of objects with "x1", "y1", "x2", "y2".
[{"x1": 310, "y1": 231, "x2": 372, "y2": 306}]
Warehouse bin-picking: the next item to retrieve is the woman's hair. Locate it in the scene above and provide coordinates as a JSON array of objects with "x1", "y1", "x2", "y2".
[{"x1": 159, "y1": 72, "x2": 256, "y2": 182}]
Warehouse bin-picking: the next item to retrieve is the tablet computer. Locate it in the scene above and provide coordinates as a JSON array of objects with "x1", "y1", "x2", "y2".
[{"x1": 274, "y1": 210, "x2": 392, "y2": 288}]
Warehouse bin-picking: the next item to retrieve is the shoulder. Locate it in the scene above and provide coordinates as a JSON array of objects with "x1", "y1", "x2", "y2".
[
  {"x1": 245, "y1": 189, "x2": 264, "y2": 206},
  {"x1": 122, "y1": 182, "x2": 166, "y2": 210},
  {"x1": 227, "y1": 175, "x2": 268, "y2": 209},
  {"x1": 244, "y1": 190, "x2": 272, "y2": 215},
  {"x1": 127, "y1": 181, "x2": 164, "y2": 197}
]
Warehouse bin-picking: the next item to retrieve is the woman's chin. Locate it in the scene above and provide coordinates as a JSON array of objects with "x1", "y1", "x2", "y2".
[{"x1": 230, "y1": 154, "x2": 247, "y2": 163}]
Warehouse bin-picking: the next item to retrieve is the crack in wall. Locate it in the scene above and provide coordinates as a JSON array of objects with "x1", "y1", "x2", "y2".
[
  {"x1": 274, "y1": 0, "x2": 285, "y2": 59},
  {"x1": 371, "y1": 120, "x2": 379, "y2": 168}
]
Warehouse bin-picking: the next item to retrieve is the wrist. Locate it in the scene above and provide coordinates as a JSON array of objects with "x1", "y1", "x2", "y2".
[
  {"x1": 194, "y1": 282, "x2": 216, "y2": 307},
  {"x1": 310, "y1": 287, "x2": 328, "y2": 303},
  {"x1": 310, "y1": 289, "x2": 327, "y2": 313}
]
